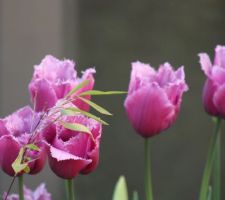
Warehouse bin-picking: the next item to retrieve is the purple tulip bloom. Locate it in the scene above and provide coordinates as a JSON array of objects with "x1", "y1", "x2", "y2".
[
  {"x1": 124, "y1": 61, "x2": 188, "y2": 138},
  {"x1": 199, "y1": 45, "x2": 225, "y2": 118},
  {"x1": 43, "y1": 111, "x2": 102, "y2": 179},
  {"x1": 0, "y1": 106, "x2": 46, "y2": 176},
  {"x1": 29, "y1": 55, "x2": 95, "y2": 112},
  {"x1": 3, "y1": 183, "x2": 51, "y2": 200}
]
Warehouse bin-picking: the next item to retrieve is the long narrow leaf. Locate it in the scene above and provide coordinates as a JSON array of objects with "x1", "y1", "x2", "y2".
[
  {"x1": 60, "y1": 121, "x2": 94, "y2": 141},
  {"x1": 112, "y1": 176, "x2": 128, "y2": 200},
  {"x1": 207, "y1": 186, "x2": 212, "y2": 200},
  {"x1": 25, "y1": 144, "x2": 40, "y2": 151},
  {"x1": 65, "y1": 80, "x2": 89, "y2": 99},
  {"x1": 77, "y1": 96, "x2": 112, "y2": 115},
  {"x1": 132, "y1": 191, "x2": 139, "y2": 200},
  {"x1": 61, "y1": 107, "x2": 109, "y2": 125},
  {"x1": 79, "y1": 90, "x2": 127, "y2": 96}
]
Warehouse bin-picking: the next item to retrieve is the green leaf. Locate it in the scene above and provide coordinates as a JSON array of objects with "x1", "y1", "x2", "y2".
[
  {"x1": 61, "y1": 107, "x2": 109, "y2": 125},
  {"x1": 65, "y1": 79, "x2": 89, "y2": 98},
  {"x1": 199, "y1": 118, "x2": 222, "y2": 200},
  {"x1": 112, "y1": 176, "x2": 128, "y2": 200},
  {"x1": 78, "y1": 90, "x2": 127, "y2": 96},
  {"x1": 25, "y1": 144, "x2": 40, "y2": 151},
  {"x1": 133, "y1": 191, "x2": 139, "y2": 200},
  {"x1": 12, "y1": 147, "x2": 30, "y2": 174},
  {"x1": 60, "y1": 121, "x2": 94, "y2": 141},
  {"x1": 77, "y1": 96, "x2": 112, "y2": 116},
  {"x1": 207, "y1": 186, "x2": 212, "y2": 200}
]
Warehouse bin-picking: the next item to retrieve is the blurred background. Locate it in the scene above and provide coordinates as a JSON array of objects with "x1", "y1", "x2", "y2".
[{"x1": 1, "y1": 0, "x2": 225, "y2": 199}]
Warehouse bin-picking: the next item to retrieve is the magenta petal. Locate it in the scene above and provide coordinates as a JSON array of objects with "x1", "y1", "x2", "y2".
[
  {"x1": 48, "y1": 146, "x2": 91, "y2": 179},
  {"x1": 198, "y1": 53, "x2": 212, "y2": 76},
  {"x1": 0, "y1": 135, "x2": 20, "y2": 176},
  {"x1": 211, "y1": 66, "x2": 225, "y2": 85},
  {"x1": 29, "y1": 79, "x2": 57, "y2": 112},
  {"x1": 0, "y1": 120, "x2": 10, "y2": 137},
  {"x1": 71, "y1": 68, "x2": 96, "y2": 111},
  {"x1": 214, "y1": 45, "x2": 225, "y2": 68},
  {"x1": 213, "y1": 84, "x2": 225, "y2": 117},
  {"x1": 129, "y1": 61, "x2": 156, "y2": 94},
  {"x1": 80, "y1": 145, "x2": 99, "y2": 174},
  {"x1": 124, "y1": 83, "x2": 175, "y2": 137},
  {"x1": 202, "y1": 79, "x2": 219, "y2": 116}
]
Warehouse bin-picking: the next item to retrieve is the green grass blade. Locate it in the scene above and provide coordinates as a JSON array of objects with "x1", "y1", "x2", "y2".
[
  {"x1": 77, "y1": 96, "x2": 112, "y2": 115},
  {"x1": 78, "y1": 90, "x2": 127, "y2": 96}
]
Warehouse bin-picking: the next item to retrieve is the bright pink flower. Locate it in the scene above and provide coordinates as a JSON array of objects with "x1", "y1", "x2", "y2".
[
  {"x1": 3, "y1": 183, "x2": 51, "y2": 200},
  {"x1": 0, "y1": 106, "x2": 46, "y2": 176},
  {"x1": 199, "y1": 45, "x2": 225, "y2": 118},
  {"x1": 124, "y1": 61, "x2": 188, "y2": 138},
  {"x1": 29, "y1": 55, "x2": 95, "y2": 112},
  {"x1": 43, "y1": 112, "x2": 102, "y2": 179}
]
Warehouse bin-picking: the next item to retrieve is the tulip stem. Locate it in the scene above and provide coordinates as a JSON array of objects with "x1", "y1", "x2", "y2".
[
  {"x1": 66, "y1": 179, "x2": 75, "y2": 200},
  {"x1": 212, "y1": 120, "x2": 221, "y2": 200},
  {"x1": 199, "y1": 117, "x2": 221, "y2": 200},
  {"x1": 145, "y1": 138, "x2": 153, "y2": 200},
  {"x1": 18, "y1": 176, "x2": 24, "y2": 200}
]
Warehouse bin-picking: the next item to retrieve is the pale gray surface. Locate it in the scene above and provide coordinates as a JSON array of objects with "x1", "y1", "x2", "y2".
[
  {"x1": 0, "y1": 0, "x2": 65, "y2": 199},
  {"x1": 1, "y1": 1, "x2": 225, "y2": 200}
]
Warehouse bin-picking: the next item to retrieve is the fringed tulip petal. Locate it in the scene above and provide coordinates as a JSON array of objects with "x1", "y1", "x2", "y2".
[
  {"x1": 200, "y1": 45, "x2": 225, "y2": 118},
  {"x1": 124, "y1": 61, "x2": 188, "y2": 138},
  {"x1": 29, "y1": 55, "x2": 95, "y2": 112}
]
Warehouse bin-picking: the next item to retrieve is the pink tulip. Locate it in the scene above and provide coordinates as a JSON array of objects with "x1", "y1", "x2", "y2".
[
  {"x1": 199, "y1": 45, "x2": 225, "y2": 118},
  {"x1": 43, "y1": 112, "x2": 102, "y2": 179},
  {"x1": 0, "y1": 106, "x2": 46, "y2": 176},
  {"x1": 3, "y1": 183, "x2": 51, "y2": 200},
  {"x1": 29, "y1": 55, "x2": 95, "y2": 112},
  {"x1": 124, "y1": 61, "x2": 188, "y2": 138}
]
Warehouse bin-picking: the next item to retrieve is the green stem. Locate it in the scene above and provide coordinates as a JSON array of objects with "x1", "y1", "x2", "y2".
[
  {"x1": 66, "y1": 179, "x2": 75, "y2": 200},
  {"x1": 18, "y1": 176, "x2": 24, "y2": 200},
  {"x1": 144, "y1": 138, "x2": 153, "y2": 200},
  {"x1": 212, "y1": 128, "x2": 221, "y2": 200},
  {"x1": 199, "y1": 117, "x2": 221, "y2": 200},
  {"x1": 65, "y1": 180, "x2": 70, "y2": 200}
]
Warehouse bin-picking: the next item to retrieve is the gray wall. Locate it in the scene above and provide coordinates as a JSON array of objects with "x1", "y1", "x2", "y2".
[{"x1": 1, "y1": 0, "x2": 225, "y2": 200}]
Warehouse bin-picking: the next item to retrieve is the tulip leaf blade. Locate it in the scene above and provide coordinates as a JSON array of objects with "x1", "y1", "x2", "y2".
[
  {"x1": 12, "y1": 147, "x2": 30, "y2": 174},
  {"x1": 78, "y1": 90, "x2": 127, "y2": 96},
  {"x1": 207, "y1": 186, "x2": 212, "y2": 200},
  {"x1": 112, "y1": 176, "x2": 128, "y2": 200},
  {"x1": 132, "y1": 191, "x2": 139, "y2": 200},
  {"x1": 65, "y1": 79, "x2": 90, "y2": 99},
  {"x1": 77, "y1": 96, "x2": 112, "y2": 116},
  {"x1": 60, "y1": 121, "x2": 94, "y2": 141},
  {"x1": 61, "y1": 107, "x2": 109, "y2": 125}
]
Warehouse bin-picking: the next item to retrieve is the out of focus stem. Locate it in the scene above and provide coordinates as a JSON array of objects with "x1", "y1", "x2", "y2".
[
  {"x1": 212, "y1": 119, "x2": 221, "y2": 200},
  {"x1": 145, "y1": 138, "x2": 153, "y2": 200},
  {"x1": 199, "y1": 117, "x2": 221, "y2": 200},
  {"x1": 18, "y1": 176, "x2": 24, "y2": 200},
  {"x1": 66, "y1": 179, "x2": 75, "y2": 200}
]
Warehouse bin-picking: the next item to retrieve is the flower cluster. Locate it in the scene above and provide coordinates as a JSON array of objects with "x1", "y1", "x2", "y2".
[
  {"x1": 2, "y1": 45, "x2": 225, "y2": 200},
  {"x1": 0, "y1": 55, "x2": 103, "y2": 198}
]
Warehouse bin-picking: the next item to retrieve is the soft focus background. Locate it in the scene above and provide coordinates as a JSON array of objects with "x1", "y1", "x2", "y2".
[{"x1": 1, "y1": 0, "x2": 225, "y2": 200}]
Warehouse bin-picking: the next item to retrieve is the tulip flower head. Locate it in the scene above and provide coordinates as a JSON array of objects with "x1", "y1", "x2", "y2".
[
  {"x1": 0, "y1": 106, "x2": 46, "y2": 176},
  {"x1": 124, "y1": 61, "x2": 188, "y2": 138},
  {"x1": 29, "y1": 55, "x2": 95, "y2": 112},
  {"x1": 43, "y1": 108, "x2": 102, "y2": 179},
  {"x1": 199, "y1": 45, "x2": 225, "y2": 118}
]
